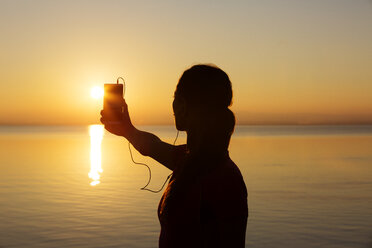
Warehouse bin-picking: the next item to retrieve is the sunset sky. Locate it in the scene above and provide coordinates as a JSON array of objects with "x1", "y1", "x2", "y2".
[{"x1": 0, "y1": 0, "x2": 371, "y2": 125}]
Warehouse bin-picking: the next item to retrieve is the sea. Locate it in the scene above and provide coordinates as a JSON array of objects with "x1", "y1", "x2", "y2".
[{"x1": 0, "y1": 125, "x2": 371, "y2": 248}]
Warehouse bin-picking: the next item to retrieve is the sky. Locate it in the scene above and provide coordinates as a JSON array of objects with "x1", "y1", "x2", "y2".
[{"x1": 0, "y1": 0, "x2": 371, "y2": 125}]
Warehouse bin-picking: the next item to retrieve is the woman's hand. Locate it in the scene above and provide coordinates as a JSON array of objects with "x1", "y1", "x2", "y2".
[{"x1": 100, "y1": 98, "x2": 135, "y2": 138}]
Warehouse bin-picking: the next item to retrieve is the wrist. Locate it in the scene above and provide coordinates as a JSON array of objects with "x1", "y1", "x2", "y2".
[{"x1": 122, "y1": 123, "x2": 136, "y2": 140}]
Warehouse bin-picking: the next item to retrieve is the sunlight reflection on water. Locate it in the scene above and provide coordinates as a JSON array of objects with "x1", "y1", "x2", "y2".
[{"x1": 88, "y1": 125, "x2": 104, "y2": 186}]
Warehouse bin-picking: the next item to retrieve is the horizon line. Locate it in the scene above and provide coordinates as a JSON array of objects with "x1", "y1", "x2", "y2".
[{"x1": 1, "y1": 123, "x2": 372, "y2": 127}]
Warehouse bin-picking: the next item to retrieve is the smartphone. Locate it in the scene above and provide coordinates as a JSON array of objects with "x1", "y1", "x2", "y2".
[{"x1": 103, "y1": 83, "x2": 123, "y2": 123}]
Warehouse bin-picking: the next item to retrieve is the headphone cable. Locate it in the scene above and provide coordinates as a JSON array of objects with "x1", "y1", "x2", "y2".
[{"x1": 128, "y1": 130, "x2": 179, "y2": 193}]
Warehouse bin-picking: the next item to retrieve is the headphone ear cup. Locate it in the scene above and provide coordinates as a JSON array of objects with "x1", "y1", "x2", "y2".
[
  {"x1": 174, "y1": 102, "x2": 188, "y2": 131},
  {"x1": 173, "y1": 96, "x2": 188, "y2": 131}
]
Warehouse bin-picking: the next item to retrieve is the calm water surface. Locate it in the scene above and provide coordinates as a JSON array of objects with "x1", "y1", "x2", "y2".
[{"x1": 0, "y1": 125, "x2": 372, "y2": 248}]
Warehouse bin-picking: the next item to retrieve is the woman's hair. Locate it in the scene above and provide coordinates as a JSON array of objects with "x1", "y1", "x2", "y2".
[
  {"x1": 175, "y1": 64, "x2": 236, "y2": 144},
  {"x1": 175, "y1": 64, "x2": 233, "y2": 109}
]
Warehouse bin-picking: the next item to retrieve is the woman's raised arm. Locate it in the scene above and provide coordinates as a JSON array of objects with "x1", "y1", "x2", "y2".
[{"x1": 100, "y1": 98, "x2": 177, "y2": 171}]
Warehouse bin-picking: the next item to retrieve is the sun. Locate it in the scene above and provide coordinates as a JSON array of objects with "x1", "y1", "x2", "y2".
[{"x1": 91, "y1": 86, "x2": 104, "y2": 99}]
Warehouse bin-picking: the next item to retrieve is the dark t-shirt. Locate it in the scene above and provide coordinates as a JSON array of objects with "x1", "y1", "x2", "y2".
[{"x1": 158, "y1": 145, "x2": 248, "y2": 248}]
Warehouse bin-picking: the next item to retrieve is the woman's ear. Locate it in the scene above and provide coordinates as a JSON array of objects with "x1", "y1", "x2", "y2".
[
  {"x1": 173, "y1": 96, "x2": 188, "y2": 131},
  {"x1": 178, "y1": 97, "x2": 187, "y2": 116}
]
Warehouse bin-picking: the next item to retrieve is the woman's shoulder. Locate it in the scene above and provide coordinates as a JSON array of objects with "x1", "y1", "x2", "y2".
[
  {"x1": 171, "y1": 144, "x2": 188, "y2": 171},
  {"x1": 174, "y1": 144, "x2": 188, "y2": 154}
]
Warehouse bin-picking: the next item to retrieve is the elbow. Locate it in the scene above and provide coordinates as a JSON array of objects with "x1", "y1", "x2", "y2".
[{"x1": 138, "y1": 144, "x2": 151, "y2": 157}]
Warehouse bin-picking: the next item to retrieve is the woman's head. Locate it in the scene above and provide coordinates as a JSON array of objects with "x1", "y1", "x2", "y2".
[{"x1": 173, "y1": 64, "x2": 235, "y2": 147}]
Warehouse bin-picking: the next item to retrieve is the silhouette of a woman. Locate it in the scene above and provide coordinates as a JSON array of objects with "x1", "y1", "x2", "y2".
[{"x1": 101, "y1": 64, "x2": 248, "y2": 248}]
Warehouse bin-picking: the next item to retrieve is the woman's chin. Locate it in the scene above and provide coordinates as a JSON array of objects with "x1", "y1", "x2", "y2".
[{"x1": 175, "y1": 122, "x2": 186, "y2": 132}]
